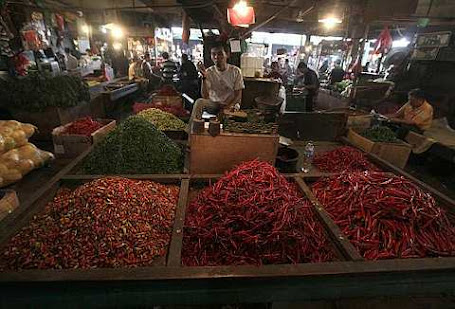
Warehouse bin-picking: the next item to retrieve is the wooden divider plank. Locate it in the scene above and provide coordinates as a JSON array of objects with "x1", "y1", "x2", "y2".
[
  {"x1": 294, "y1": 177, "x2": 364, "y2": 261},
  {"x1": 167, "y1": 178, "x2": 190, "y2": 266}
]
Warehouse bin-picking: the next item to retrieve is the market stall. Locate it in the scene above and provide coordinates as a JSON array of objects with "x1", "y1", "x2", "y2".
[{"x1": 0, "y1": 136, "x2": 454, "y2": 306}]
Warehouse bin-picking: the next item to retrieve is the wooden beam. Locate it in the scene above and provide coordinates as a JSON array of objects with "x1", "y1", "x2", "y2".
[
  {"x1": 294, "y1": 177, "x2": 364, "y2": 262},
  {"x1": 167, "y1": 178, "x2": 190, "y2": 266}
]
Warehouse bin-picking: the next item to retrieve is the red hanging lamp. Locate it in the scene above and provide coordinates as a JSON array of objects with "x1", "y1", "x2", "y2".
[{"x1": 227, "y1": 1, "x2": 255, "y2": 28}]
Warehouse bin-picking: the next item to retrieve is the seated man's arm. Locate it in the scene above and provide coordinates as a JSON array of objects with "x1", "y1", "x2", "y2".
[{"x1": 386, "y1": 103, "x2": 406, "y2": 119}]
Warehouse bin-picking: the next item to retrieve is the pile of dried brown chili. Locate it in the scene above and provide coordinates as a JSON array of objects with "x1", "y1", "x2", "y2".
[
  {"x1": 0, "y1": 177, "x2": 179, "y2": 270},
  {"x1": 63, "y1": 117, "x2": 103, "y2": 136},
  {"x1": 182, "y1": 160, "x2": 336, "y2": 266},
  {"x1": 313, "y1": 146, "x2": 379, "y2": 173},
  {"x1": 312, "y1": 172, "x2": 455, "y2": 259}
]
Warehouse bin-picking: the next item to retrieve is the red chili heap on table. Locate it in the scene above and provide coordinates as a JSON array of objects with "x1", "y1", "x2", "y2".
[
  {"x1": 312, "y1": 172, "x2": 455, "y2": 260},
  {"x1": 182, "y1": 160, "x2": 336, "y2": 266},
  {"x1": 63, "y1": 117, "x2": 103, "y2": 136},
  {"x1": 313, "y1": 146, "x2": 379, "y2": 173},
  {"x1": 0, "y1": 177, "x2": 179, "y2": 270}
]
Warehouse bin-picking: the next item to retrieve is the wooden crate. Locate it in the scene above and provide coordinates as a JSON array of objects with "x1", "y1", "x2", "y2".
[
  {"x1": 52, "y1": 119, "x2": 116, "y2": 158},
  {"x1": 346, "y1": 115, "x2": 372, "y2": 131},
  {"x1": 0, "y1": 143, "x2": 455, "y2": 307},
  {"x1": 347, "y1": 129, "x2": 411, "y2": 169},
  {"x1": 152, "y1": 95, "x2": 183, "y2": 107},
  {"x1": 278, "y1": 112, "x2": 347, "y2": 141},
  {"x1": 189, "y1": 132, "x2": 279, "y2": 174}
]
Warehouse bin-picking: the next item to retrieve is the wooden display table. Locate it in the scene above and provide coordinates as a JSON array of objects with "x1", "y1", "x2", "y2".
[{"x1": 189, "y1": 131, "x2": 279, "y2": 174}]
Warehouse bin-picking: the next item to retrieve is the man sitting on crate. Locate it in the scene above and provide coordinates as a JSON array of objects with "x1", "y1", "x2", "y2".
[
  {"x1": 386, "y1": 88, "x2": 433, "y2": 139},
  {"x1": 189, "y1": 41, "x2": 245, "y2": 126}
]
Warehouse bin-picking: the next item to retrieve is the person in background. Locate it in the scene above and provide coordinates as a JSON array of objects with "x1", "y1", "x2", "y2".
[
  {"x1": 64, "y1": 47, "x2": 78, "y2": 70},
  {"x1": 142, "y1": 52, "x2": 153, "y2": 79},
  {"x1": 319, "y1": 59, "x2": 329, "y2": 74},
  {"x1": 128, "y1": 55, "x2": 143, "y2": 80},
  {"x1": 294, "y1": 62, "x2": 320, "y2": 112},
  {"x1": 161, "y1": 52, "x2": 178, "y2": 83},
  {"x1": 281, "y1": 59, "x2": 293, "y2": 88},
  {"x1": 387, "y1": 88, "x2": 433, "y2": 139},
  {"x1": 142, "y1": 52, "x2": 161, "y2": 90},
  {"x1": 284, "y1": 59, "x2": 293, "y2": 76},
  {"x1": 179, "y1": 53, "x2": 199, "y2": 99},
  {"x1": 329, "y1": 59, "x2": 345, "y2": 84},
  {"x1": 190, "y1": 41, "x2": 245, "y2": 125},
  {"x1": 265, "y1": 61, "x2": 282, "y2": 80}
]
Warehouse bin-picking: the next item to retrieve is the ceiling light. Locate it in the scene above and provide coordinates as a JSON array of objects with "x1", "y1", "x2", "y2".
[
  {"x1": 111, "y1": 26, "x2": 124, "y2": 39},
  {"x1": 392, "y1": 38, "x2": 410, "y2": 48},
  {"x1": 318, "y1": 16, "x2": 343, "y2": 29},
  {"x1": 233, "y1": 0, "x2": 249, "y2": 17}
]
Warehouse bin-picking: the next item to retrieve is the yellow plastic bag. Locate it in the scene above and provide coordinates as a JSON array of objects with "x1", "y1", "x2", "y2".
[
  {"x1": 0, "y1": 121, "x2": 37, "y2": 154},
  {"x1": 0, "y1": 143, "x2": 54, "y2": 187}
]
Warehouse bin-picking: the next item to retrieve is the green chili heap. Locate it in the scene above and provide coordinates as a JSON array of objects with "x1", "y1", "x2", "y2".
[
  {"x1": 82, "y1": 116, "x2": 183, "y2": 174},
  {"x1": 361, "y1": 126, "x2": 399, "y2": 143}
]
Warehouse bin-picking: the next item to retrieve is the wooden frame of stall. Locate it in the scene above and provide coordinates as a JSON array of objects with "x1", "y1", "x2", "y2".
[{"x1": 0, "y1": 142, "x2": 455, "y2": 306}]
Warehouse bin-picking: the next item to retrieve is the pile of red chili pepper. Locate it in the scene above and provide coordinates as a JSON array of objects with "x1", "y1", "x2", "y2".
[
  {"x1": 313, "y1": 146, "x2": 379, "y2": 173},
  {"x1": 182, "y1": 160, "x2": 336, "y2": 266},
  {"x1": 312, "y1": 172, "x2": 455, "y2": 260},
  {"x1": 63, "y1": 117, "x2": 103, "y2": 136},
  {"x1": 0, "y1": 177, "x2": 179, "y2": 270}
]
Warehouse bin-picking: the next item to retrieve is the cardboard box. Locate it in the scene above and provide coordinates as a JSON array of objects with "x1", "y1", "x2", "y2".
[
  {"x1": 347, "y1": 129, "x2": 411, "y2": 169},
  {"x1": 190, "y1": 131, "x2": 279, "y2": 174},
  {"x1": 52, "y1": 119, "x2": 116, "y2": 158}
]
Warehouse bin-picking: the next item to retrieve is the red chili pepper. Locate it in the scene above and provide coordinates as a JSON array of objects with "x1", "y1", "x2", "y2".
[
  {"x1": 0, "y1": 177, "x2": 179, "y2": 270},
  {"x1": 312, "y1": 172, "x2": 455, "y2": 260},
  {"x1": 182, "y1": 160, "x2": 336, "y2": 266},
  {"x1": 313, "y1": 146, "x2": 380, "y2": 173},
  {"x1": 63, "y1": 117, "x2": 103, "y2": 136}
]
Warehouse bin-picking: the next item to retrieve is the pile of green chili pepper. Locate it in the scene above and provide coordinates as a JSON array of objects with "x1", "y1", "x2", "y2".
[
  {"x1": 137, "y1": 108, "x2": 186, "y2": 131},
  {"x1": 82, "y1": 116, "x2": 183, "y2": 174},
  {"x1": 312, "y1": 172, "x2": 455, "y2": 260},
  {"x1": 0, "y1": 177, "x2": 179, "y2": 270},
  {"x1": 361, "y1": 126, "x2": 399, "y2": 143},
  {"x1": 182, "y1": 160, "x2": 336, "y2": 266}
]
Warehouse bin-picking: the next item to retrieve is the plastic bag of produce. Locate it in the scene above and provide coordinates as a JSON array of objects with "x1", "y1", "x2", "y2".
[
  {"x1": 0, "y1": 120, "x2": 37, "y2": 154},
  {"x1": 0, "y1": 143, "x2": 54, "y2": 187}
]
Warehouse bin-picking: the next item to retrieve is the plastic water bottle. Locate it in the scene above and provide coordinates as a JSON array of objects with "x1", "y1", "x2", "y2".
[{"x1": 302, "y1": 141, "x2": 315, "y2": 173}]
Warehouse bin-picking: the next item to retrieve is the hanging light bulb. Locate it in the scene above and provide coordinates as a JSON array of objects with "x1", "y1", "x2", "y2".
[
  {"x1": 233, "y1": 0, "x2": 249, "y2": 17},
  {"x1": 228, "y1": 0, "x2": 255, "y2": 27}
]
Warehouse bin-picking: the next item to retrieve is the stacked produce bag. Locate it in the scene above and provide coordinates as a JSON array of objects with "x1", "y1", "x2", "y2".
[{"x1": 0, "y1": 120, "x2": 54, "y2": 187}]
